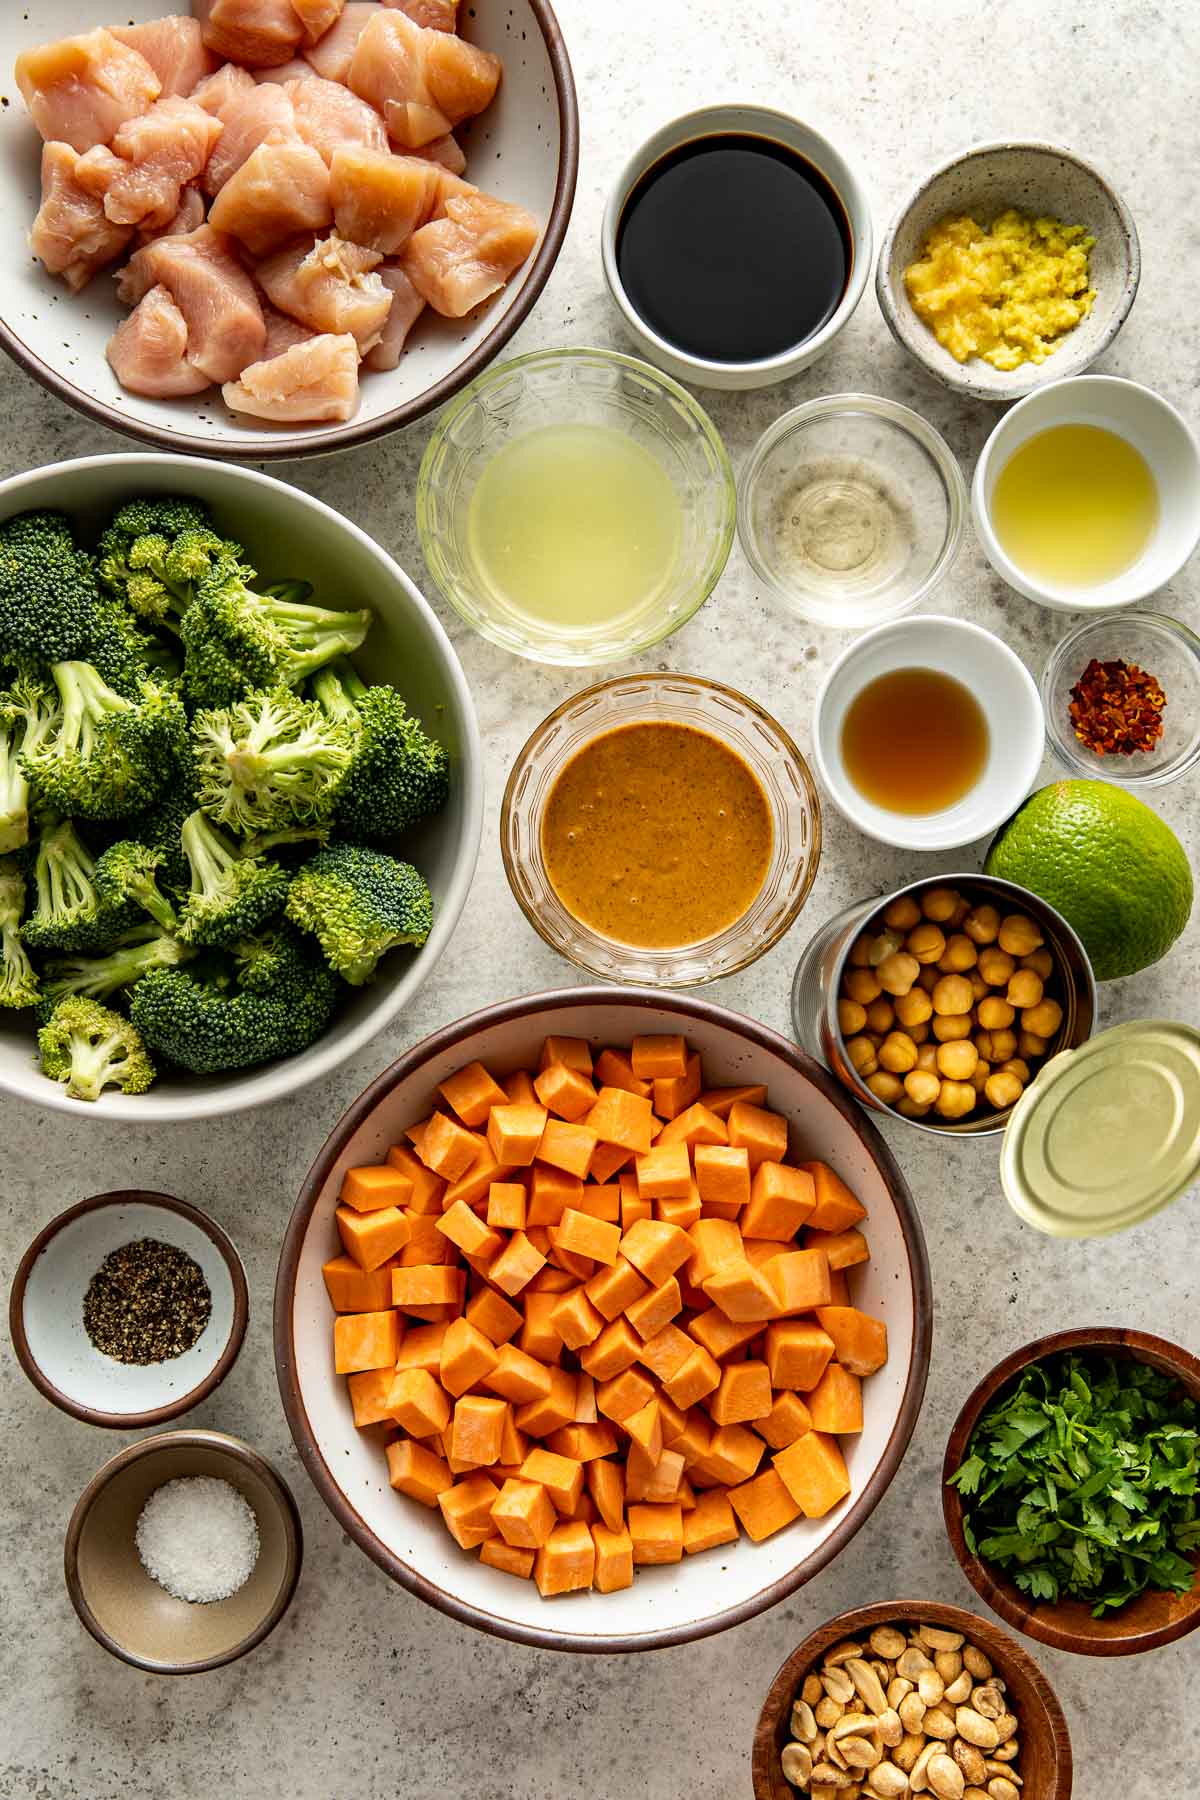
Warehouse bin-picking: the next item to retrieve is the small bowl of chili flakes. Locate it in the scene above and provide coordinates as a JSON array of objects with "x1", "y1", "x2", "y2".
[{"x1": 1041, "y1": 611, "x2": 1200, "y2": 789}]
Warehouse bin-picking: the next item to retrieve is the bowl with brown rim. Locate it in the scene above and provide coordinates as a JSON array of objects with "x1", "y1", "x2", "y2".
[
  {"x1": 943, "y1": 1328, "x2": 1200, "y2": 1657},
  {"x1": 275, "y1": 987, "x2": 931, "y2": 1653},
  {"x1": 9, "y1": 1189, "x2": 248, "y2": 1429},
  {"x1": 65, "y1": 1428, "x2": 302, "y2": 1674},
  {"x1": 752, "y1": 1598, "x2": 1072, "y2": 1800}
]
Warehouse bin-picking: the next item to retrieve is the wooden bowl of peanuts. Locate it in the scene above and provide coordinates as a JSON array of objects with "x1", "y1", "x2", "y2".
[
  {"x1": 791, "y1": 874, "x2": 1096, "y2": 1137},
  {"x1": 752, "y1": 1599, "x2": 1072, "y2": 1800}
]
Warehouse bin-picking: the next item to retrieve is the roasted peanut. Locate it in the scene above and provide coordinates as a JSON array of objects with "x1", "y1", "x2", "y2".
[
  {"x1": 817, "y1": 1696, "x2": 844, "y2": 1728},
  {"x1": 927, "y1": 1755, "x2": 965, "y2": 1800},
  {"x1": 782, "y1": 1741, "x2": 813, "y2": 1787},
  {"x1": 961, "y1": 1647, "x2": 991, "y2": 1681},
  {"x1": 943, "y1": 1672, "x2": 973, "y2": 1707},
  {"x1": 867, "y1": 1765, "x2": 910, "y2": 1799},
  {"x1": 917, "y1": 1669, "x2": 945, "y2": 1707},
  {"x1": 898, "y1": 1693, "x2": 927, "y2": 1735},
  {"x1": 803, "y1": 1674, "x2": 824, "y2": 1705},
  {"x1": 908, "y1": 1741, "x2": 940, "y2": 1793},
  {"x1": 933, "y1": 1650, "x2": 962, "y2": 1683},
  {"x1": 951, "y1": 1742, "x2": 988, "y2": 1785},
  {"x1": 878, "y1": 1710, "x2": 904, "y2": 1749},
  {"x1": 969, "y1": 1686, "x2": 1004, "y2": 1721},
  {"x1": 986, "y1": 1781, "x2": 1019, "y2": 1800},
  {"x1": 792, "y1": 1699, "x2": 819, "y2": 1742},
  {"x1": 954, "y1": 1709, "x2": 999, "y2": 1751},
  {"x1": 887, "y1": 1678, "x2": 914, "y2": 1707},
  {"x1": 922, "y1": 1706, "x2": 957, "y2": 1741},
  {"x1": 893, "y1": 1735, "x2": 925, "y2": 1774},
  {"x1": 896, "y1": 1647, "x2": 933, "y2": 1680},
  {"x1": 846, "y1": 1660, "x2": 889, "y2": 1717},
  {"x1": 821, "y1": 1665, "x2": 856, "y2": 1706},
  {"x1": 841, "y1": 1738, "x2": 883, "y2": 1772}
]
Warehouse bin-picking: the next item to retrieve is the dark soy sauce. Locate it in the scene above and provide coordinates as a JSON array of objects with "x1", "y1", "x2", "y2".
[{"x1": 616, "y1": 133, "x2": 852, "y2": 365}]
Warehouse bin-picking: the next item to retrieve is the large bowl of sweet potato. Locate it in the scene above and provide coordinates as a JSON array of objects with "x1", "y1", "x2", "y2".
[{"x1": 275, "y1": 990, "x2": 932, "y2": 1651}]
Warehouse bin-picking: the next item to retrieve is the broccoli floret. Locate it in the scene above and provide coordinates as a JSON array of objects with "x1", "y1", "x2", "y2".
[
  {"x1": 0, "y1": 672, "x2": 60, "y2": 853},
  {"x1": 94, "y1": 840, "x2": 179, "y2": 933},
  {"x1": 311, "y1": 660, "x2": 450, "y2": 843},
  {"x1": 130, "y1": 953, "x2": 339, "y2": 1075},
  {"x1": 37, "y1": 996, "x2": 155, "y2": 1100},
  {"x1": 0, "y1": 855, "x2": 39, "y2": 1009},
  {"x1": 97, "y1": 496, "x2": 238, "y2": 628},
  {"x1": 20, "y1": 818, "x2": 140, "y2": 954},
  {"x1": 191, "y1": 688, "x2": 357, "y2": 838},
  {"x1": 19, "y1": 660, "x2": 188, "y2": 822},
  {"x1": 231, "y1": 919, "x2": 333, "y2": 995},
  {"x1": 177, "y1": 810, "x2": 289, "y2": 948},
  {"x1": 140, "y1": 778, "x2": 199, "y2": 890},
  {"x1": 38, "y1": 926, "x2": 192, "y2": 1013},
  {"x1": 0, "y1": 511, "x2": 97, "y2": 667},
  {"x1": 285, "y1": 843, "x2": 432, "y2": 985},
  {"x1": 180, "y1": 564, "x2": 372, "y2": 703}
]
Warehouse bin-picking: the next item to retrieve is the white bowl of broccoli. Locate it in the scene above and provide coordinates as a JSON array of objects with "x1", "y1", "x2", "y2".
[{"x1": 0, "y1": 452, "x2": 482, "y2": 1119}]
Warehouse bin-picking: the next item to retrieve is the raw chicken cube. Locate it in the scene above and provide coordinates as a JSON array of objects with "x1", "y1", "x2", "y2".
[
  {"x1": 190, "y1": 63, "x2": 256, "y2": 115},
  {"x1": 16, "y1": 29, "x2": 161, "y2": 154},
  {"x1": 110, "y1": 18, "x2": 217, "y2": 97},
  {"x1": 304, "y1": 4, "x2": 380, "y2": 83},
  {"x1": 400, "y1": 190, "x2": 537, "y2": 317},
  {"x1": 329, "y1": 147, "x2": 437, "y2": 254},
  {"x1": 257, "y1": 232, "x2": 392, "y2": 351},
  {"x1": 410, "y1": 132, "x2": 466, "y2": 176},
  {"x1": 107, "y1": 283, "x2": 213, "y2": 396},
  {"x1": 202, "y1": 83, "x2": 297, "y2": 193},
  {"x1": 195, "y1": 0, "x2": 304, "y2": 68},
  {"x1": 29, "y1": 141, "x2": 133, "y2": 291},
  {"x1": 209, "y1": 139, "x2": 333, "y2": 255},
  {"x1": 119, "y1": 223, "x2": 267, "y2": 381},
  {"x1": 348, "y1": 11, "x2": 500, "y2": 148},
  {"x1": 136, "y1": 187, "x2": 208, "y2": 245},
  {"x1": 223, "y1": 331, "x2": 361, "y2": 421},
  {"x1": 104, "y1": 96, "x2": 223, "y2": 229},
  {"x1": 363, "y1": 262, "x2": 425, "y2": 369},
  {"x1": 292, "y1": 0, "x2": 349, "y2": 46},
  {"x1": 422, "y1": 27, "x2": 502, "y2": 126},
  {"x1": 261, "y1": 303, "x2": 317, "y2": 356},
  {"x1": 256, "y1": 59, "x2": 319, "y2": 84},
  {"x1": 382, "y1": 0, "x2": 459, "y2": 29},
  {"x1": 288, "y1": 77, "x2": 388, "y2": 164}
]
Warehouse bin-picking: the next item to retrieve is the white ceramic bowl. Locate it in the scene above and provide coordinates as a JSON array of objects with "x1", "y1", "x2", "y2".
[
  {"x1": 972, "y1": 376, "x2": 1200, "y2": 611},
  {"x1": 0, "y1": 453, "x2": 482, "y2": 1122},
  {"x1": 0, "y1": 1, "x2": 577, "y2": 460},
  {"x1": 876, "y1": 141, "x2": 1139, "y2": 403},
  {"x1": 601, "y1": 104, "x2": 871, "y2": 390},
  {"x1": 813, "y1": 615, "x2": 1044, "y2": 851},
  {"x1": 275, "y1": 990, "x2": 931, "y2": 1653}
]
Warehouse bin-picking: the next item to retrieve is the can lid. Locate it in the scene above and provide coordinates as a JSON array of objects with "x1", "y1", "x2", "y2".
[{"x1": 1000, "y1": 1020, "x2": 1200, "y2": 1238}]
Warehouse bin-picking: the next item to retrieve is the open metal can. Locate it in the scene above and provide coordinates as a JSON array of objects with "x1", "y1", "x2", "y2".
[{"x1": 791, "y1": 872, "x2": 1097, "y2": 1137}]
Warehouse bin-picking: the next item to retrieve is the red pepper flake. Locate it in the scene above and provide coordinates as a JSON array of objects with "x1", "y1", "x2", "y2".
[{"x1": 1068, "y1": 657, "x2": 1167, "y2": 756}]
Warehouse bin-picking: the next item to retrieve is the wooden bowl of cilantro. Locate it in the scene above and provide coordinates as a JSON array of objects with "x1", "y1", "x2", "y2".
[{"x1": 943, "y1": 1328, "x2": 1200, "y2": 1656}]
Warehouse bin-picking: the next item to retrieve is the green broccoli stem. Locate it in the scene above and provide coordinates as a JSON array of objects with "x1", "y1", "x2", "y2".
[
  {"x1": 51, "y1": 661, "x2": 131, "y2": 759},
  {"x1": 61, "y1": 1022, "x2": 139, "y2": 1102},
  {"x1": 43, "y1": 930, "x2": 191, "y2": 1003},
  {"x1": 0, "y1": 726, "x2": 26, "y2": 854},
  {"x1": 34, "y1": 819, "x2": 96, "y2": 924},
  {"x1": 126, "y1": 868, "x2": 178, "y2": 933},
  {"x1": 181, "y1": 810, "x2": 245, "y2": 901},
  {"x1": 0, "y1": 916, "x2": 38, "y2": 1007},
  {"x1": 311, "y1": 659, "x2": 369, "y2": 722}
]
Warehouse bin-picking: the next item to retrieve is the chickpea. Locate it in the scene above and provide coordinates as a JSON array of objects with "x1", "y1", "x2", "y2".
[
  {"x1": 935, "y1": 1079, "x2": 977, "y2": 1119},
  {"x1": 897, "y1": 1096, "x2": 932, "y2": 1118},
  {"x1": 932, "y1": 973, "x2": 974, "y2": 1016},
  {"x1": 883, "y1": 894, "x2": 922, "y2": 932},
  {"x1": 998, "y1": 912, "x2": 1043, "y2": 957},
  {"x1": 864, "y1": 1032, "x2": 884, "y2": 1049},
  {"x1": 977, "y1": 996, "x2": 1015, "y2": 1031},
  {"x1": 969, "y1": 1059, "x2": 992, "y2": 1093},
  {"x1": 1018, "y1": 1028, "x2": 1047, "y2": 1060},
  {"x1": 907, "y1": 1021, "x2": 931, "y2": 1045},
  {"x1": 937, "y1": 1039, "x2": 979, "y2": 1081},
  {"x1": 1021, "y1": 947, "x2": 1054, "y2": 979},
  {"x1": 1000, "y1": 1058, "x2": 1031, "y2": 1084},
  {"x1": 989, "y1": 1028, "x2": 1018, "y2": 1063},
  {"x1": 867, "y1": 929, "x2": 903, "y2": 966},
  {"x1": 865, "y1": 997, "x2": 896, "y2": 1034},
  {"x1": 985, "y1": 1070, "x2": 1025, "y2": 1110},
  {"x1": 844, "y1": 967, "x2": 882, "y2": 1005},
  {"x1": 878, "y1": 950, "x2": 922, "y2": 997},
  {"x1": 845, "y1": 1035, "x2": 878, "y2": 1076},
  {"x1": 867, "y1": 1070, "x2": 905, "y2": 1104},
  {"x1": 977, "y1": 947, "x2": 1015, "y2": 987},
  {"x1": 917, "y1": 964, "x2": 941, "y2": 993},
  {"x1": 904, "y1": 1068, "x2": 941, "y2": 1107},
  {"x1": 939, "y1": 933, "x2": 978, "y2": 973},
  {"x1": 906, "y1": 922, "x2": 946, "y2": 965},
  {"x1": 974, "y1": 1029, "x2": 996, "y2": 1061},
  {"x1": 1006, "y1": 968, "x2": 1043, "y2": 1009},
  {"x1": 921, "y1": 886, "x2": 961, "y2": 923},
  {"x1": 837, "y1": 997, "x2": 868, "y2": 1036},
  {"x1": 1022, "y1": 998, "x2": 1063, "y2": 1038},
  {"x1": 969, "y1": 972, "x2": 989, "y2": 1004},
  {"x1": 916, "y1": 1043, "x2": 939, "y2": 1073},
  {"x1": 932, "y1": 1012, "x2": 972, "y2": 1042},
  {"x1": 963, "y1": 903, "x2": 1001, "y2": 945},
  {"x1": 879, "y1": 1031, "x2": 919, "y2": 1074},
  {"x1": 848, "y1": 932, "x2": 873, "y2": 968},
  {"x1": 895, "y1": 987, "x2": 933, "y2": 1028}
]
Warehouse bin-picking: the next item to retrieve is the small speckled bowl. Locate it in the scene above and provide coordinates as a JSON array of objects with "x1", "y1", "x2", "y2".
[
  {"x1": 65, "y1": 1429, "x2": 303, "y2": 1674},
  {"x1": 9, "y1": 1190, "x2": 247, "y2": 1428},
  {"x1": 876, "y1": 141, "x2": 1140, "y2": 402}
]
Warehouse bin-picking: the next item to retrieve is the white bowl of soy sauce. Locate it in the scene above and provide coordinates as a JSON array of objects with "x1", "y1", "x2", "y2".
[{"x1": 602, "y1": 104, "x2": 872, "y2": 389}]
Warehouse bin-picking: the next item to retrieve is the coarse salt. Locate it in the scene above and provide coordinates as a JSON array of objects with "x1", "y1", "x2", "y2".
[{"x1": 135, "y1": 1475, "x2": 260, "y2": 1604}]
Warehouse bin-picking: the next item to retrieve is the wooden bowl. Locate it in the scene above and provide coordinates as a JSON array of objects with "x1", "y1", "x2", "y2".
[
  {"x1": 943, "y1": 1328, "x2": 1200, "y2": 1657},
  {"x1": 752, "y1": 1598, "x2": 1072, "y2": 1800},
  {"x1": 65, "y1": 1429, "x2": 303, "y2": 1674},
  {"x1": 276, "y1": 988, "x2": 932, "y2": 1653}
]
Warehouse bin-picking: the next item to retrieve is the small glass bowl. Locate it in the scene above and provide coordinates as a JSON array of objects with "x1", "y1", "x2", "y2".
[
  {"x1": 500, "y1": 674, "x2": 822, "y2": 987},
  {"x1": 416, "y1": 347, "x2": 736, "y2": 666},
  {"x1": 737, "y1": 393, "x2": 966, "y2": 628},
  {"x1": 1041, "y1": 611, "x2": 1200, "y2": 788}
]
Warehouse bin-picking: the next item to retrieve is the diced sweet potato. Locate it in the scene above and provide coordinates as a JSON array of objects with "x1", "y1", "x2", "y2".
[
  {"x1": 537, "y1": 1118, "x2": 597, "y2": 1179},
  {"x1": 336, "y1": 1203, "x2": 412, "y2": 1271},
  {"x1": 483, "y1": 1343, "x2": 553, "y2": 1405},
  {"x1": 451, "y1": 1395, "x2": 507, "y2": 1467},
  {"x1": 548, "y1": 1422, "x2": 618, "y2": 1462},
  {"x1": 687, "y1": 1307, "x2": 762, "y2": 1361},
  {"x1": 549, "y1": 1285, "x2": 605, "y2": 1352},
  {"x1": 513, "y1": 1366, "x2": 577, "y2": 1437},
  {"x1": 347, "y1": 1367, "x2": 398, "y2": 1427},
  {"x1": 662, "y1": 1344, "x2": 722, "y2": 1409},
  {"x1": 322, "y1": 1253, "x2": 395, "y2": 1312},
  {"x1": 628, "y1": 1502, "x2": 684, "y2": 1564},
  {"x1": 588, "y1": 1143, "x2": 633, "y2": 1185},
  {"x1": 437, "y1": 1059, "x2": 508, "y2": 1127},
  {"x1": 596, "y1": 1367, "x2": 656, "y2": 1425},
  {"x1": 619, "y1": 1176, "x2": 653, "y2": 1231},
  {"x1": 587, "y1": 1457, "x2": 625, "y2": 1532},
  {"x1": 520, "y1": 1447, "x2": 584, "y2": 1513},
  {"x1": 480, "y1": 1538, "x2": 535, "y2": 1579},
  {"x1": 653, "y1": 1052, "x2": 702, "y2": 1121},
  {"x1": 441, "y1": 1150, "x2": 516, "y2": 1213},
  {"x1": 727, "y1": 1100, "x2": 789, "y2": 1169},
  {"x1": 620, "y1": 1218, "x2": 692, "y2": 1285},
  {"x1": 807, "y1": 1362, "x2": 864, "y2": 1434},
  {"x1": 805, "y1": 1226, "x2": 870, "y2": 1270},
  {"x1": 709, "y1": 1359, "x2": 773, "y2": 1426},
  {"x1": 487, "y1": 1181, "x2": 527, "y2": 1231},
  {"x1": 772, "y1": 1429, "x2": 852, "y2": 1517},
  {"x1": 578, "y1": 1184, "x2": 621, "y2": 1223},
  {"x1": 395, "y1": 1320, "x2": 449, "y2": 1374},
  {"x1": 488, "y1": 1231, "x2": 547, "y2": 1296},
  {"x1": 630, "y1": 1034, "x2": 687, "y2": 1080},
  {"x1": 728, "y1": 1467, "x2": 802, "y2": 1540},
  {"x1": 698, "y1": 1424, "x2": 763, "y2": 1486},
  {"x1": 391, "y1": 1264, "x2": 466, "y2": 1313},
  {"x1": 526, "y1": 1165, "x2": 583, "y2": 1228},
  {"x1": 341, "y1": 1162, "x2": 413, "y2": 1212},
  {"x1": 388, "y1": 1142, "x2": 446, "y2": 1214},
  {"x1": 464, "y1": 1286, "x2": 522, "y2": 1345},
  {"x1": 440, "y1": 1472, "x2": 501, "y2": 1547},
  {"x1": 698, "y1": 1084, "x2": 768, "y2": 1118},
  {"x1": 693, "y1": 1144, "x2": 751, "y2": 1211},
  {"x1": 486, "y1": 1102, "x2": 548, "y2": 1166},
  {"x1": 754, "y1": 1390, "x2": 813, "y2": 1450},
  {"x1": 763, "y1": 1248, "x2": 833, "y2": 1315},
  {"x1": 685, "y1": 1219, "x2": 743, "y2": 1286},
  {"x1": 765, "y1": 1320, "x2": 836, "y2": 1391},
  {"x1": 333, "y1": 1308, "x2": 402, "y2": 1373},
  {"x1": 592, "y1": 1522, "x2": 634, "y2": 1592},
  {"x1": 626, "y1": 1442, "x2": 685, "y2": 1504},
  {"x1": 552, "y1": 1208, "x2": 621, "y2": 1267},
  {"x1": 624, "y1": 1276, "x2": 682, "y2": 1342},
  {"x1": 579, "y1": 1316, "x2": 642, "y2": 1381},
  {"x1": 420, "y1": 1111, "x2": 484, "y2": 1181},
  {"x1": 534, "y1": 1061, "x2": 598, "y2": 1122},
  {"x1": 439, "y1": 1316, "x2": 500, "y2": 1397},
  {"x1": 700, "y1": 1258, "x2": 779, "y2": 1323},
  {"x1": 657, "y1": 1102, "x2": 727, "y2": 1151},
  {"x1": 517, "y1": 1291, "x2": 564, "y2": 1364},
  {"x1": 636, "y1": 1322, "x2": 694, "y2": 1383},
  {"x1": 741, "y1": 1161, "x2": 816, "y2": 1239},
  {"x1": 594, "y1": 1046, "x2": 651, "y2": 1098},
  {"x1": 583, "y1": 1085, "x2": 655, "y2": 1155},
  {"x1": 813, "y1": 1305, "x2": 889, "y2": 1377},
  {"x1": 388, "y1": 1366, "x2": 452, "y2": 1437},
  {"x1": 387, "y1": 1437, "x2": 452, "y2": 1506},
  {"x1": 534, "y1": 1520, "x2": 595, "y2": 1596},
  {"x1": 683, "y1": 1488, "x2": 740, "y2": 1553},
  {"x1": 436, "y1": 1199, "x2": 503, "y2": 1263},
  {"x1": 655, "y1": 1184, "x2": 703, "y2": 1231},
  {"x1": 539, "y1": 1035, "x2": 593, "y2": 1074},
  {"x1": 801, "y1": 1162, "x2": 869, "y2": 1233},
  {"x1": 491, "y1": 1476, "x2": 557, "y2": 1548}
]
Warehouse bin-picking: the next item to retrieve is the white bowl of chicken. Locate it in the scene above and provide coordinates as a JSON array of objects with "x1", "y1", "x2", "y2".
[{"x1": 0, "y1": 2, "x2": 578, "y2": 458}]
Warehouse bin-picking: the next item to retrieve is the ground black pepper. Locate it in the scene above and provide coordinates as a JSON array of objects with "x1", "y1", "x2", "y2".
[{"x1": 82, "y1": 1239, "x2": 212, "y2": 1365}]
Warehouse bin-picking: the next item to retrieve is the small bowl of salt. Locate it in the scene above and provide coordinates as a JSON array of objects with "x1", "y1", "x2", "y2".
[{"x1": 65, "y1": 1429, "x2": 303, "y2": 1674}]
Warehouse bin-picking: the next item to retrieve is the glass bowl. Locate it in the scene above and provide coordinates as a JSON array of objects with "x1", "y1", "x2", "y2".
[
  {"x1": 1041, "y1": 611, "x2": 1200, "y2": 788},
  {"x1": 500, "y1": 674, "x2": 822, "y2": 986},
  {"x1": 737, "y1": 392, "x2": 966, "y2": 628},
  {"x1": 416, "y1": 348, "x2": 736, "y2": 666}
]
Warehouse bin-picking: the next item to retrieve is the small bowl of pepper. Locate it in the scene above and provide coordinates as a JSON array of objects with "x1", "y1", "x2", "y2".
[
  {"x1": 1041, "y1": 612, "x2": 1200, "y2": 789},
  {"x1": 9, "y1": 1190, "x2": 248, "y2": 1428}
]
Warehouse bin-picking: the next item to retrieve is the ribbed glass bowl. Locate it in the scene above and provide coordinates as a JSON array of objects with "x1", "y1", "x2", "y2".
[
  {"x1": 1041, "y1": 611, "x2": 1200, "y2": 788},
  {"x1": 416, "y1": 348, "x2": 735, "y2": 665},
  {"x1": 501, "y1": 673, "x2": 822, "y2": 986}
]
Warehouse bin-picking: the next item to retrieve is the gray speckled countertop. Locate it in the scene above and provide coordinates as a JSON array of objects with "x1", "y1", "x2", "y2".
[{"x1": 2, "y1": 3, "x2": 1198, "y2": 1796}]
